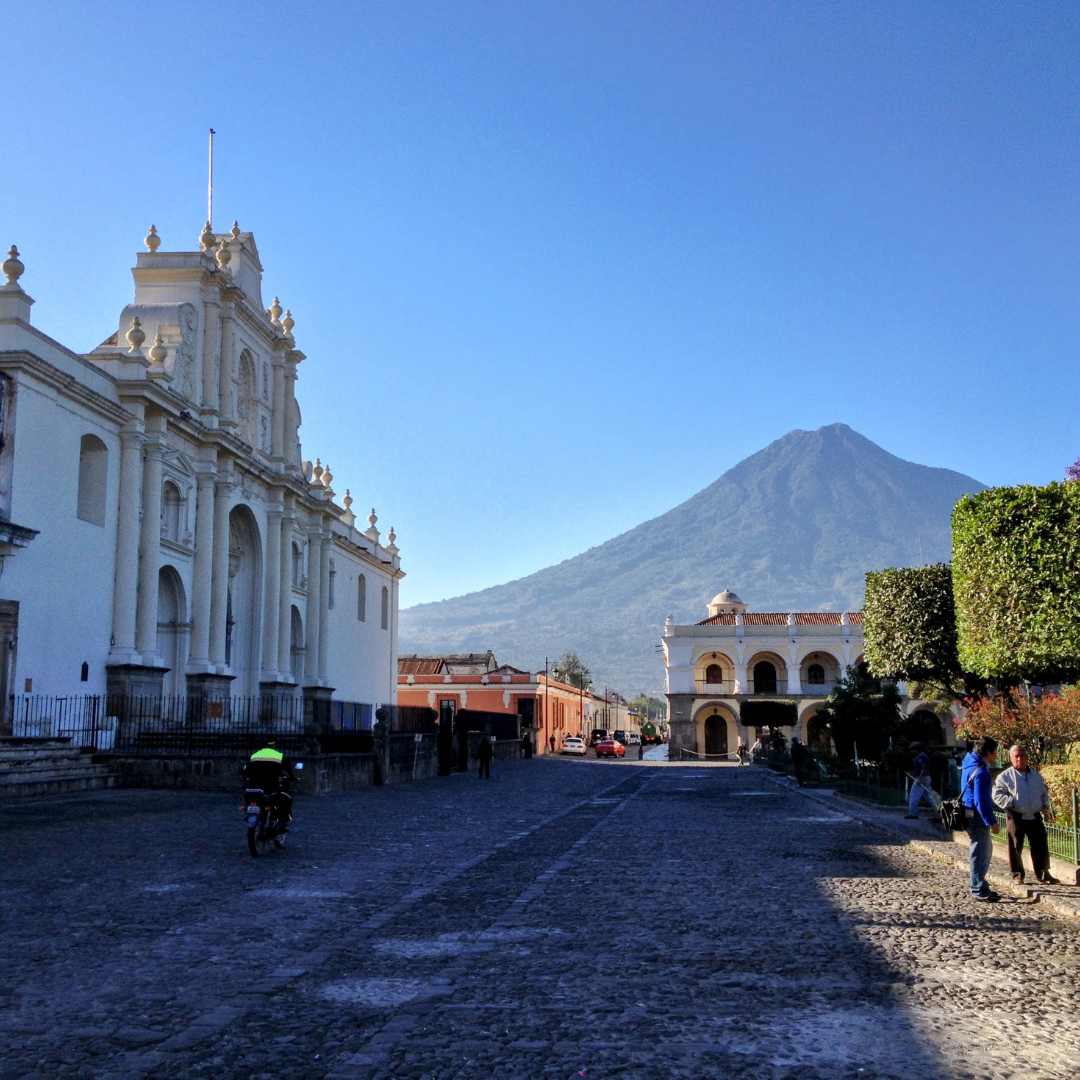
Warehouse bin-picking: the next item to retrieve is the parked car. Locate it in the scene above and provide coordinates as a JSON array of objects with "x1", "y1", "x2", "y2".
[
  {"x1": 595, "y1": 738, "x2": 625, "y2": 758},
  {"x1": 613, "y1": 730, "x2": 628, "y2": 745},
  {"x1": 627, "y1": 733, "x2": 641, "y2": 745},
  {"x1": 589, "y1": 729, "x2": 609, "y2": 747},
  {"x1": 560, "y1": 736, "x2": 587, "y2": 756}
]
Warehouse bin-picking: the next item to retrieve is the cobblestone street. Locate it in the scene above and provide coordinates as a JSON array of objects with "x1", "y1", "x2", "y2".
[{"x1": 3, "y1": 759, "x2": 1080, "y2": 1080}]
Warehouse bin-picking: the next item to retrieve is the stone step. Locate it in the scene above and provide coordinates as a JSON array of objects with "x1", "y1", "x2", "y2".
[{"x1": 0, "y1": 739, "x2": 120, "y2": 798}]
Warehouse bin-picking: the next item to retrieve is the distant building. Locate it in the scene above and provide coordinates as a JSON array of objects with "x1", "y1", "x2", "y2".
[
  {"x1": 662, "y1": 589, "x2": 954, "y2": 760},
  {"x1": 396, "y1": 653, "x2": 631, "y2": 753}
]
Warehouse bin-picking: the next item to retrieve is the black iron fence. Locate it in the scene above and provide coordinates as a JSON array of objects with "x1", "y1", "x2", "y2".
[{"x1": 5, "y1": 693, "x2": 419, "y2": 756}]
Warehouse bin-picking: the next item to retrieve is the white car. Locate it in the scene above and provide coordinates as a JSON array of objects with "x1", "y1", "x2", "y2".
[{"x1": 560, "y1": 737, "x2": 587, "y2": 756}]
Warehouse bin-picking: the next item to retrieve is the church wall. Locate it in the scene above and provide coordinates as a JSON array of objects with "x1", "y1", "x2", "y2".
[{"x1": 1, "y1": 370, "x2": 121, "y2": 697}]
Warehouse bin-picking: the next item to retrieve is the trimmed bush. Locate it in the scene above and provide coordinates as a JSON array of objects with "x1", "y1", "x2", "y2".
[
  {"x1": 952, "y1": 483, "x2": 1080, "y2": 681},
  {"x1": 863, "y1": 564, "x2": 959, "y2": 682}
]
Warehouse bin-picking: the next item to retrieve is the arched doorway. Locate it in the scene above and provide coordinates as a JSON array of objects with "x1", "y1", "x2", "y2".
[
  {"x1": 704, "y1": 714, "x2": 728, "y2": 758},
  {"x1": 156, "y1": 566, "x2": 188, "y2": 697},
  {"x1": 226, "y1": 505, "x2": 262, "y2": 695},
  {"x1": 753, "y1": 660, "x2": 777, "y2": 694}
]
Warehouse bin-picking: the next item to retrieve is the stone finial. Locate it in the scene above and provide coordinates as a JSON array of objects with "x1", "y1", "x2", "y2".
[
  {"x1": 281, "y1": 309, "x2": 294, "y2": 335},
  {"x1": 365, "y1": 508, "x2": 380, "y2": 543},
  {"x1": 311, "y1": 458, "x2": 324, "y2": 485},
  {"x1": 2, "y1": 246, "x2": 24, "y2": 287},
  {"x1": 386, "y1": 526, "x2": 398, "y2": 555},
  {"x1": 199, "y1": 221, "x2": 215, "y2": 251},
  {"x1": 321, "y1": 465, "x2": 333, "y2": 489},
  {"x1": 216, "y1": 238, "x2": 231, "y2": 269},
  {"x1": 230, "y1": 220, "x2": 241, "y2": 240},
  {"x1": 126, "y1": 317, "x2": 146, "y2": 355},
  {"x1": 269, "y1": 297, "x2": 282, "y2": 326},
  {"x1": 144, "y1": 225, "x2": 161, "y2": 253},
  {"x1": 148, "y1": 333, "x2": 168, "y2": 378},
  {"x1": 342, "y1": 489, "x2": 353, "y2": 513},
  {"x1": 341, "y1": 489, "x2": 356, "y2": 527}
]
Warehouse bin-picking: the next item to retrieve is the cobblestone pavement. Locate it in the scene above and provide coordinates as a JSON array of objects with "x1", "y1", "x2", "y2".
[{"x1": 3, "y1": 760, "x2": 1080, "y2": 1080}]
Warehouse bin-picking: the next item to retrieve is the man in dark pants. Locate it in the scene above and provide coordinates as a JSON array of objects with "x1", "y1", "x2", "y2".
[
  {"x1": 961, "y1": 736, "x2": 1001, "y2": 902},
  {"x1": 992, "y1": 743, "x2": 1059, "y2": 885},
  {"x1": 478, "y1": 735, "x2": 493, "y2": 779}
]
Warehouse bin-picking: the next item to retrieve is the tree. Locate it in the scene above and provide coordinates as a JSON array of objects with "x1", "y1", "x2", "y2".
[
  {"x1": 952, "y1": 483, "x2": 1080, "y2": 683},
  {"x1": 629, "y1": 694, "x2": 666, "y2": 721},
  {"x1": 552, "y1": 652, "x2": 592, "y2": 691},
  {"x1": 863, "y1": 564, "x2": 960, "y2": 686},
  {"x1": 955, "y1": 686, "x2": 1080, "y2": 769},
  {"x1": 815, "y1": 665, "x2": 901, "y2": 762}
]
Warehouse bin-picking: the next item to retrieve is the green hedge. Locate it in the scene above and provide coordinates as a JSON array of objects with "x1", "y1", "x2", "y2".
[
  {"x1": 952, "y1": 483, "x2": 1080, "y2": 681},
  {"x1": 863, "y1": 564, "x2": 959, "y2": 681}
]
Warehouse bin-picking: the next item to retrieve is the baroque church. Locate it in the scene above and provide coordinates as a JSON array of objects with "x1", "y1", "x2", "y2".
[{"x1": 0, "y1": 222, "x2": 402, "y2": 719}]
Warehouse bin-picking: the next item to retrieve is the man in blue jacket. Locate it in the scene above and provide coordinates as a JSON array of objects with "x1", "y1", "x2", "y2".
[{"x1": 961, "y1": 736, "x2": 1001, "y2": 902}]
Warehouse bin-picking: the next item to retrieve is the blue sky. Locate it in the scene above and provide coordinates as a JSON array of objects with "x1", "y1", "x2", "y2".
[{"x1": 3, "y1": 2, "x2": 1079, "y2": 606}]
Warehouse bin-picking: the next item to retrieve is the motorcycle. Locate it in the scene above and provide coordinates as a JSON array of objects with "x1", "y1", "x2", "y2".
[{"x1": 242, "y1": 762, "x2": 303, "y2": 857}]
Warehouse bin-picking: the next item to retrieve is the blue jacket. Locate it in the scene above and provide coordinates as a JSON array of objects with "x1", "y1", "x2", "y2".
[{"x1": 960, "y1": 750, "x2": 997, "y2": 827}]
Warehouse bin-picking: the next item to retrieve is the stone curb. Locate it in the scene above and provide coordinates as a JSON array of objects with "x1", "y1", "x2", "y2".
[{"x1": 757, "y1": 767, "x2": 1080, "y2": 922}]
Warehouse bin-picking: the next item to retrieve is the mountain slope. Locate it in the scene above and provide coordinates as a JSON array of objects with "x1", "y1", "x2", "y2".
[{"x1": 399, "y1": 424, "x2": 984, "y2": 693}]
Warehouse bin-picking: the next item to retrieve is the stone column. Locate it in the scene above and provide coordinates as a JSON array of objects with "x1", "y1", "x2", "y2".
[
  {"x1": 200, "y1": 297, "x2": 220, "y2": 417},
  {"x1": 217, "y1": 306, "x2": 235, "y2": 428},
  {"x1": 134, "y1": 419, "x2": 166, "y2": 660},
  {"x1": 187, "y1": 468, "x2": 217, "y2": 668},
  {"x1": 271, "y1": 353, "x2": 286, "y2": 462},
  {"x1": 277, "y1": 502, "x2": 294, "y2": 677},
  {"x1": 261, "y1": 501, "x2": 282, "y2": 681},
  {"x1": 317, "y1": 532, "x2": 331, "y2": 681},
  {"x1": 303, "y1": 529, "x2": 321, "y2": 685},
  {"x1": 109, "y1": 422, "x2": 145, "y2": 661},
  {"x1": 209, "y1": 465, "x2": 233, "y2": 666},
  {"x1": 785, "y1": 661, "x2": 802, "y2": 695},
  {"x1": 282, "y1": 354, "x2": 300, "y2": 471},
  {"x1": 733, "y1": 664, "x2": 748, "y2": 695}
]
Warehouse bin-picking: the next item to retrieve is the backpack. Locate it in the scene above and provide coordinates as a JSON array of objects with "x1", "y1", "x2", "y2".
[{"x1": 939, "y1": 766, "x2": 977, "y2": 831}]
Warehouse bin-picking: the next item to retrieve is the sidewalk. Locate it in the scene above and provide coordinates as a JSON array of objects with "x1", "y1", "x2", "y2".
[{"x1": 760, "y1": 768, "x2": 1080, "y2": 921}]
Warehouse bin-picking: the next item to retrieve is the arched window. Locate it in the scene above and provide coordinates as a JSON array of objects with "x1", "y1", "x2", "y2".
[
  {"x1": 328, "y1": 559, "x2": 336, "y2": 610},
  {"x1": 161, "y1": 481, "x2": 182, "y2": 542},
  {"x1": 752, "y1": 661, "x2": 777, "y2": 694},
  {"x1": 807, "y1": 664, "x2": 825, "y2": 686},
  {"x1": 704, "y1": 663, "x2": 723, "y2": 685},
  {"x1": 381, "y1": 585, "x2": 389, "y2": 630},
  {"x1": 292, "y1": 541, "x2": 303, "y2": 588},
  {"x1": 236, "y1": 350, "x2": 260, "y2": 447},
  {"x1": 357, "y1": 573, "x2": 366, "y2": 622},
  {"x1": 290, "y1": 605, "x2": 304, "y2": 684},
  {"x1": 76, "y1": 434, "x2": 108, "y2": 526}
]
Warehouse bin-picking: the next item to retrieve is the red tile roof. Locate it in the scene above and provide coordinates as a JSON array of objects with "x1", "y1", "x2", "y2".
[{"x1": 696, "y1": 611, "x2": 863, "y2": 627}]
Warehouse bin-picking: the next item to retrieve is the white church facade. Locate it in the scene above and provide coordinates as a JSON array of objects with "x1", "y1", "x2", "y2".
[
  {"x1": 663, "y1": 589, "x2": 955, "y2": 760},
  {"x1": 0, "y1": 223, "x2": 402, "y2": 725}
]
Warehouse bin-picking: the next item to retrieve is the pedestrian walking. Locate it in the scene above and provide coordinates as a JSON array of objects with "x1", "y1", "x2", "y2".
[
  {"x1": 478, "y1": 735, "x2": 493, "y2": 779},
  {"x1": 735, "y1": 736, "x2": 746, "y2": 765},
  {"x1": 905, "y1": 743, "x2": 936, "y2": 819},
  {"x1": 749, "y1": 736, "x2": 763, "y2": 762},
  {"x1": 961, "y1": 737, "x2": 1001, "y2": 903},
  {"x1": 992, "y1": 744, "x2": 1059, "y2": 885},
  {"x1": 548, "y1": 734, "x2": 555, "y2": 755}
]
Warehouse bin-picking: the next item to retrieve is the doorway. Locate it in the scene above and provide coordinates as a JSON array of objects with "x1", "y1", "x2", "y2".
[{"x1": 704, "y1": 714, "x2": 728, "y2": 758}]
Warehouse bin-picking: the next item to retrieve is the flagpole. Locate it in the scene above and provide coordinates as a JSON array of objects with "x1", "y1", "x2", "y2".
[{"x1": 208, "y1": 128, "x2": 215, "y2": 229}]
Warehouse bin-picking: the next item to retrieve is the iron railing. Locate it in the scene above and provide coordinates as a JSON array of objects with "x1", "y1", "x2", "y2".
[{"x1": 6, "y1": 693, "x2": 411, "y2": 756}]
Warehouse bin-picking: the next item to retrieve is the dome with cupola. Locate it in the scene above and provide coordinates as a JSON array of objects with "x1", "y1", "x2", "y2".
[{"x1": 707, "y1": 589, "x2": 748, "y2": 618}]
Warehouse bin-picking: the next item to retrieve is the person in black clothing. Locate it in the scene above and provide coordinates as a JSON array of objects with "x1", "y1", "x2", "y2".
[
  {"x1": 790, "y1": 738, "x2": 810, "y2": 787},
  {"x1": 478, "y1": 735, "x2": 493, "y2": 779},
  {"x1": 244, "y1": 743, "x2": 297, "y2": 831}
]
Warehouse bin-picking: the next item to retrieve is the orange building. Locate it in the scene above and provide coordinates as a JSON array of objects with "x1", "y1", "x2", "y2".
[{"x1": 396, "y1": 652, "x2": 594, "y2": 755}]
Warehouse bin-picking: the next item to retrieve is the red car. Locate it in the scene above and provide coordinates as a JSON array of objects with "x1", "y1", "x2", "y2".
[{"x1": 595, "y1": 738, "x2": 625, "y2": 758}]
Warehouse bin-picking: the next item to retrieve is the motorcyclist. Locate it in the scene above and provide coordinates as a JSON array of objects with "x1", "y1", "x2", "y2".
[{"x1": 244, "y1": 742, "x2": 296, "y2": 833}]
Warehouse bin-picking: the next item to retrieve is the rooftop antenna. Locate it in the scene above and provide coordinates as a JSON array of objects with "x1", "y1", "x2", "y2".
[{"x1": 207, "y1": 128, "x2": 215, "y2": 229}]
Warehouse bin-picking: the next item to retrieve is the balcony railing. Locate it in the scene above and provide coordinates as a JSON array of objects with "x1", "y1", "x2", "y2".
[
  {"x1": 801, "y1": 680, "x2": 835, "y2": 695},
  {"x1": 695, "y1": 680, "x2": 736, "y2": 695},
  {"x1": 749, "y1": 680, "x2": 788, "y2": 695}
]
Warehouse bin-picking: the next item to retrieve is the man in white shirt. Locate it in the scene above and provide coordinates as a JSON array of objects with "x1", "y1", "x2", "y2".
[{"x1": 992, "y1": 744, "x2": 1058, "y2": 885}]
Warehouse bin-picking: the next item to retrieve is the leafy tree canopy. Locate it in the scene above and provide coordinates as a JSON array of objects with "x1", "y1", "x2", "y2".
[
  {"x1": 629, "y1": 694, "x2": 666, "y2": 721},
  {"x1": 952, "y1": 483, "x2": 1080, "y2": 682},
  {"x1": 552, "y1": 652, "x2": 592, "y2": 691},
  {"x1": 863, "y1": 564, "x2": 960, "y2": 685},
  {"x1": 815, "y1": 665, "x2": 901, "y2": 762}
]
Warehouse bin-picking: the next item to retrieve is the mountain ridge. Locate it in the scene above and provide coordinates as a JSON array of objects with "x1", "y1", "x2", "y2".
[{"x1": 399, "y1": 424, "x2": 985, "y2": 692}]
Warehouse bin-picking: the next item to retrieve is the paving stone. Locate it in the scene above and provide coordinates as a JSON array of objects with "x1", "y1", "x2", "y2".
[{"x1": 2, "y1": 762, "x2": 1080, "y2": 1078}]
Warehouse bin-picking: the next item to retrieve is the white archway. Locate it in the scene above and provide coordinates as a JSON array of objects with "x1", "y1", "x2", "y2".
[
  {"x1": 226, "y1": 504, "x2": 263, "y2": 695},
  {"x1": 156, "y1": 566, "x2": 188, "y2": 698}
]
